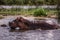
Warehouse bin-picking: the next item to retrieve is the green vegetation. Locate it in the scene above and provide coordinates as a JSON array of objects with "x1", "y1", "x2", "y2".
[
  {"x1": 33, "y1": 8, "x2": 47, "y2": 17},
  {"x1": 57, "y1": 0, "x2": 60, "y2": 23},
  {"x1": 0, "y1": 0, "x2": 57, "y2": 5},
  {"x1": 0, "y1": 8, "x2": 57, "y2": 17},
  {"x1": 0, "y1": 0, "x2": 58, "y2": 17}
]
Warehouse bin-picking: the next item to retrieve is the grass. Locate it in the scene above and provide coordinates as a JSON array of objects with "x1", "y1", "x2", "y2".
[{"x1": 0, "y1": 8, "x2": 57, "y2": 17}]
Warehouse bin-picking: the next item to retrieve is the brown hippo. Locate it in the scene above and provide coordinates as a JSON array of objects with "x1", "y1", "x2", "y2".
[
  {"x1": 9, "y1": 17, "x2": 59, "y2": 30},
  {"x1": 9, "y1": 17, "x2": 29, "y2": 30}
]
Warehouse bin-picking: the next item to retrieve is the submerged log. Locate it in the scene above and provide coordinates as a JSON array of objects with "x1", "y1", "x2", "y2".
[{"x1": 9, "y1": 17, "x2": 59, "y2": 30}]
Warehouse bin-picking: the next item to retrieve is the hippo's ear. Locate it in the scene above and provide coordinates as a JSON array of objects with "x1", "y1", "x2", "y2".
[{"x1": 20, "y1": 17, "x2": 24, "y2": 19}]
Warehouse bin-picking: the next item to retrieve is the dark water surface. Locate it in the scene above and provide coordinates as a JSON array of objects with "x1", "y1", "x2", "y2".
[{"x1": 0, "y1": 16, "x2": 60, "y2": 40}]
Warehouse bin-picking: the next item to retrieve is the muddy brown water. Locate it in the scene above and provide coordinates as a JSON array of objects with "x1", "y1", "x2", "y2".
[{"x1": 0, "y1": 16, "x2": 60, "y2": 40}]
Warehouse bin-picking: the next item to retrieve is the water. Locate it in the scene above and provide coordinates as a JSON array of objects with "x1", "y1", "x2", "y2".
[{"x1": 0, "y1": 16, "x2": 60, "y2": 40}]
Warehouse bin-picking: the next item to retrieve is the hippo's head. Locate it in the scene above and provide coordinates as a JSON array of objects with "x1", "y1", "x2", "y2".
[{"x1": 9, "y1": 17, "x2": 29, "y2": 30}]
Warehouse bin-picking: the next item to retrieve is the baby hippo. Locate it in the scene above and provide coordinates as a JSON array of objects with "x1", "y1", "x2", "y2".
[{"x1": 9, "y1": 17, "x2": 59, "y2": 30}]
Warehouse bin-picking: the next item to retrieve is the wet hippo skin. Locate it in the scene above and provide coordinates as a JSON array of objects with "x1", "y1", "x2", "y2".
[{"x1": 9, "y1": 17, "x2": 59, "y2": 30}]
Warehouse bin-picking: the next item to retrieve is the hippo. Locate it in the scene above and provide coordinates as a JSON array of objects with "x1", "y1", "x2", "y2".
[
  {"x1": 9, "y1": 17, "x2": 29, "y2": 30},
  {"x1": 9, "y1": 17, "x2": 59, "y2": 30}
]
